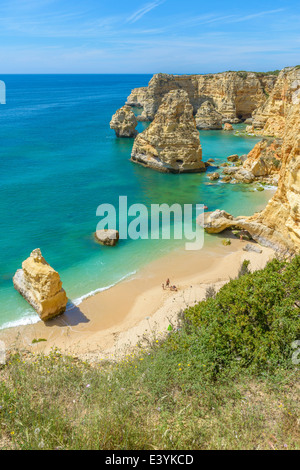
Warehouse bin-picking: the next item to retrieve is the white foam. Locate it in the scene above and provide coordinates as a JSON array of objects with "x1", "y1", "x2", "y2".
[
  {"x1": 255, "y1": 184, "x2": 278, "y2": 191},
  {"x1": 0, "y1": 313, "x2": 40, "y2": 330},
  {"x1": 69, "y1": 270, "x2": 137, "y2": 308}
]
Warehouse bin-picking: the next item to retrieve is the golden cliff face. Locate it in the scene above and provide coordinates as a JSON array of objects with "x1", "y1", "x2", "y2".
[
  {"x1": 131, "y1": 89, "x2": 205, "y2": 173},
  {"x1": 252, "y1": 66, "x2": 300, "y2": 137},
  {"x1": 243, "y1": 138, "x2": 282, "y2": 177},
  {"x1": 13, "y1": 249, "x2": 68, "y2": 321},
  {"x1": 201, "y1": 101, "x2": 300, "y2": 253},
  {"x1": 126, "y1": 72, "x2": 277, "y2": 122},
  {"x1": 250, "y1": 102, "x2": 300, "y2": 252}
]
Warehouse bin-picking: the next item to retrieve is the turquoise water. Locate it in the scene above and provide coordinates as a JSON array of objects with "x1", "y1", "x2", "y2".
[{"x1": 0, "y1": 75, "x2": 273, "y2": 328}]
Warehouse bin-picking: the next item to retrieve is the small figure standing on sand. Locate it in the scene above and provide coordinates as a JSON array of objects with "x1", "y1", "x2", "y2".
[
  {"x1": 240, "y1": 234, "x2": 243, "y2": 241},
  {"x1": 162, "y1": 283, "x2": 165, "y2": 290},
  {"x1": 166, "y1": 278, "x2": 170, "y2": 288}
]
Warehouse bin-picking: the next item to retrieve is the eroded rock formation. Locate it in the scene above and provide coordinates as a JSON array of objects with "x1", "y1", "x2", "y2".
[
  {"x1": 242, "y1": 138, "x2": 282, "y2": 177},
  {"x1": 131, "y1": 89, "x2": 205, "y2": 173},
  {"x1": 252, "y1": 66, "x2": 300, "y2": 137},
  {"x1": 199, "y1": 101, "x2": 300, "y2": 253},
  {"x1": 126, "y1": 72, "x2": 277, "y2": 122},
  {"x1": 13, "y1": 249, "x2": 68, "y2": 321},
  {"x1": 195, "y1": 100, "x2": 223, "y2": 129},
  {"x1": 110, "y1": 105, "x2": 138, "y2": 137}
]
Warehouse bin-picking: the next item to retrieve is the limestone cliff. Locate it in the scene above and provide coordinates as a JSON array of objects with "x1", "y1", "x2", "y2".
[
  {"x1": 242, "y1": 138, "x2": 282, "y2": 177},
  {"x1": 126, "y1": 72, "x2": 277, "y2": 122},
  {"x1": 131, "y1": 89, "x2": 205, "y2": 173},
  {"x1": 195, "y1": 101, "x2": 222, "y2": 129},
  {"x1": 252, "y1": 66, "x2": 300, "y2": 137},
  {"x1": 13, "y1": 249, "x2": 68, "y2": 321},
  {"x1": 110, "y1": 105, "x2": 138, "y2": 137},
  {"x1": 199, "y1": 102, "x2": 300, "y2": 253}
]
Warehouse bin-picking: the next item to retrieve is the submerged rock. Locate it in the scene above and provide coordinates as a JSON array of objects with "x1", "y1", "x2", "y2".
[
  {"x1": 94, "y1": 229, "x2": 119, "y2": 246},
  {"x1": 13, "y1": 249, "x2": 68, "y2": 322},
  {"x1": 208, "y1": 172, "x2": 220, "y2": 180},
  {"x1": 131, "y1": 89, "x2": 205, "y2": 173},
  {"x1": 110, "y1": 106, "x2": 138, "y2": 138}
]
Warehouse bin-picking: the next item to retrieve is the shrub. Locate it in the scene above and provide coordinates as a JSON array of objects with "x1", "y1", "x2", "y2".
[{"x1": 170, "y1": 256, "x2": 300, "y2": 375}]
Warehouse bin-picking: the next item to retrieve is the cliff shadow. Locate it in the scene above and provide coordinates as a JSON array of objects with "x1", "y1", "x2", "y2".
[{"x1": 44, "y1": 302, "x2": 90, "y2": 328}]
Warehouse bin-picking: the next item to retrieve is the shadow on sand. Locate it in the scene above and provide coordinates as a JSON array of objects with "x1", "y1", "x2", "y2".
[{"x1": 44, "y1": 302, "x2": 90, "y2": 328}]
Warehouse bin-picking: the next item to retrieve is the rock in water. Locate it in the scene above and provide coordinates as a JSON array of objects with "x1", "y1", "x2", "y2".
[
  {"x1": 195, "y1": 101, "x2": 223, "y2": 129},
  {"x1": 223, "y1": 123, "x2": 233, "y2": 131},
  {"x1": 110, "y1": 106, "x2": 138, "y2": 137},
  {"x1": 131, "y1": 89, "x2": 205, "y2": 173},
  {"x1": 13, "y1": 249, "x2": 68, "y2": 322},
  {"x1": 94, "y1": 229, "x2": 119, "y2": 246}
]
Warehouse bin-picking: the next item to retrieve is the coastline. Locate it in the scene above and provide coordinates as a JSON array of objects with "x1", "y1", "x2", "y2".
[{"x1": 0, "y1": 234, "x2": 274, "y2": 361}]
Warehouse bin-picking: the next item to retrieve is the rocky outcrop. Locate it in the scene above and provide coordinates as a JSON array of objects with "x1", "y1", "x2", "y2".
[
  {"x1": 13, "y1": 249, "x2": 68, "y2": 321},
  {"x1": 126, "y1": 87, "x2": 148, "y2": 108},
  {"x1": 110, "y1": 106, "x2": 138, "y2": 137},
  {"x1": 125, "y1": 72, "x2": 277, "y2": 122},
  {"x1": 199, "y1": 100, "x2": 300, "y2": 253},
  {"x1": 252, "y1": 66, "x2": 300, "y2": 137},
  {"x1": 223, "y1": 123, "x2": 233, "y2": 131},
  {"x1": 94, "y1": 229, "x2": 119, "y2": 246},
  {"x1": 242, "y1": 138, "x2": 282, "y2": 177},
  {"x1": 195, "y1": 101, "x2": 222, "y2": 129},
  {"x1": 131, "y1": 90, "x2": 205, "y2": 173}
]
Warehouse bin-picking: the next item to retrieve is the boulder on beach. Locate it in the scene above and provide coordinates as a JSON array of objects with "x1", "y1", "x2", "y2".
[
  {"x1": 13, "y1": 249, "x2": 68, "y2": 322},
  {"x1": 243, "y1": 243, "x2": 262, "y2": 253}
]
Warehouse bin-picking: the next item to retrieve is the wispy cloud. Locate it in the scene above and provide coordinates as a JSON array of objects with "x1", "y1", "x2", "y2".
[
  {"x1": 180, "y1": 8, "x2": 285, "y2": 27},
  {"x1": 126, "y1": 1, "x2": 165, "y2": 24}
]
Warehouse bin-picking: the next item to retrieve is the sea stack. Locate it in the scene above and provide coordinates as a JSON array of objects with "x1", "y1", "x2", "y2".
[
  {"x1": 110, "y1": 105, "x2": 138, "y2": 137},
  {"x1": 131, "y1": 89, "x2": 205, "y2": 173},
  {"x1": 13, "y1": 249, "x2": 68, "y2": 321}
]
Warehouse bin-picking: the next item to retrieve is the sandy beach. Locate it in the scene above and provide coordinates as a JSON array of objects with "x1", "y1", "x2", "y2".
[{"x1": 0, "y1": 234, "x2": 274, "y2": 361}]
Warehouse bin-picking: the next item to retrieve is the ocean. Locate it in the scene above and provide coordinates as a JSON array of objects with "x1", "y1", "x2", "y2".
[{"x1": 0, "y1": 74, "x2": 274, "y2": 328}]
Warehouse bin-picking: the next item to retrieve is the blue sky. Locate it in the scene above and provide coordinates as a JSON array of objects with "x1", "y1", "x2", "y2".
[{"x1": 0, "y1": 0, "x2": 299, "y2": 73}]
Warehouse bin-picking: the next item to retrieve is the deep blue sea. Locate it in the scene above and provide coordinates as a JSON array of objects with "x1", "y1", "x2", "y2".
[{"x1": 0, "y1": 75, "x2": 274, "y2": 328}]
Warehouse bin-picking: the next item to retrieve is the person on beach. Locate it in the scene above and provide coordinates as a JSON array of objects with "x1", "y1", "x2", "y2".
[
  {"x1": 166, "y1": 278, "x2": 170, "y2": 288},
  {"x1": 170, "y1": 285, "x2": 178, "y2": 292},
  {"x1": 162, "y1": 283, "x2": 165, "y2": 290}
]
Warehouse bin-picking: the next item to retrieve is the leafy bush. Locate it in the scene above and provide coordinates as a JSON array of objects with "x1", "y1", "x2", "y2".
[{"x1": 167, "y1": 256, "x2": 300, "y2": 376}]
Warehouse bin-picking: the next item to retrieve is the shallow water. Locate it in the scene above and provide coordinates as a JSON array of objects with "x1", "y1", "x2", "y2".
[{"x1": 0, "y1": 75, "x2": 274, "y2": 328}]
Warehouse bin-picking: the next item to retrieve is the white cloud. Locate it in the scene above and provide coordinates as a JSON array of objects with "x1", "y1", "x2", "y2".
[{"x1": 126, "y1": 1, "x2": 165, "y2": 24}]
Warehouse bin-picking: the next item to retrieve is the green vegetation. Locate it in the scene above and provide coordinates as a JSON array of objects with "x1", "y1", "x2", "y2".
[
  {"x1": 1, "y1": 256, "x2": 299, "y2": 450},
  {"x1": 220, "y1": 70, "x2": 281, "y2": 77}
]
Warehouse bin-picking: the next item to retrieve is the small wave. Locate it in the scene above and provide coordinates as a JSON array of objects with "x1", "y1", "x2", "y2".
[
  {"x1": 0, "y1": 313, "x2": 40, "y2": 330},
  {"x1": 69, "y1": 270, "x2": 137, "y2": 308},
  {"x1": 255, "y1": 184, "x2": 278, "y2": 191}
]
